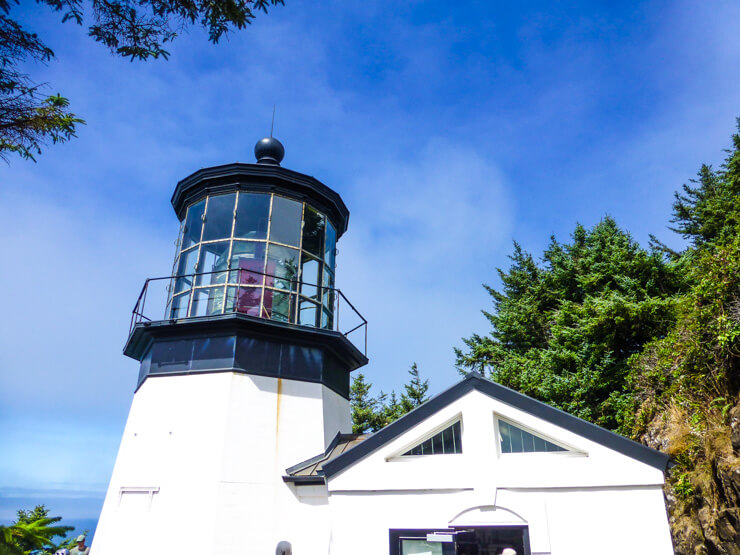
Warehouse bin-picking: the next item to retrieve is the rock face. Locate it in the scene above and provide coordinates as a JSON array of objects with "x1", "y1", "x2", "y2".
[{"x1": 654, "y1": 403, "x2": 740, "y2": 555}]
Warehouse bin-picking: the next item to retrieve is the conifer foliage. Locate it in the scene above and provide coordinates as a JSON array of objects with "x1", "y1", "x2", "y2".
[
  {"x1": 456, "y1": 119, "x2": 740, "y2": 553},
  {"x1": 350, "y1": 363, "x2": 430, "y2": 434},
  {"x1": 455, "y1": 216, "x2": 682, "y2": 431}
]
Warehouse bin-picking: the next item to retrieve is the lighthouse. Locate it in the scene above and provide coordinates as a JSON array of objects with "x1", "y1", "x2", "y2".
[{"x1": 92, "y1": 138, "x2": 368, "y2": 554}]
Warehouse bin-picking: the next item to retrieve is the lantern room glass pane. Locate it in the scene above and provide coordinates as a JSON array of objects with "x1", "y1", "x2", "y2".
[
  {"x1": 270, "y1": 290, "x2": 293, "y2": 322},
  {"x1": 299, "y1": 299, "x2": 319, "y2": 327},
  {"x1": 229, "y1": 241, "x2": 265, "y2": 285},
  {"x1": 269, "y1": 196, "x2": 302, "y2": 246},
  {"x1": 266, "y1": 244, "x2": 299, "y2": 291},
  {"x1": 195, "y1": 241, "x2": 229, "y2": 286},
  {"x1": 182, "y1": 200, "x2": 205, "y2": 249},
  {"x1": 300, "y1": 255, "x2": 321, "y2": 300},
  {"x1": 225, "y1": 286, "x2": 261, "y2": 317},
  {"x1": 191, "y1": 287, "x2": 225, "y2": 317},
  {"x1": 321, "y1": 308, "x2": 333, "y2": 330},
  {"x1": 202, "y1": 193, "x2": 236, "y2": 242},
  {"x1": 302, "y1": 205, "x2": 325, "y2": 257},
  {"x1": 234, "y1": 193, "x2": 269, "y2": 240},
  {"x1": 324, "y1": 221, "x2": 336, "y2": 269},
  {"x1": 174, "y1": 247, "x2": 199, "y2": 294},
  {"x1": 170, "y1": 293, "x2": 190, "y2": 319}
]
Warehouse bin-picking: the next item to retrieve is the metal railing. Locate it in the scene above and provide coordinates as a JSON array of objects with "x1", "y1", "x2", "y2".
[{"x1": 129, "y1": 268, "x2": 368, "y2": 355}]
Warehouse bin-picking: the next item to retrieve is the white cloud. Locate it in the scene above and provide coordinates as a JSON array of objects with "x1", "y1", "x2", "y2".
[{"x1": 338, "y1": 139, "x2": 513, "y2": 393}]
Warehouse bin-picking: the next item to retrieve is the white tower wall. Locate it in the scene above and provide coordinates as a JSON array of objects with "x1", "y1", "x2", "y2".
[{"x1": 92, "y1": 372, "x2": 349, "y2": 554}]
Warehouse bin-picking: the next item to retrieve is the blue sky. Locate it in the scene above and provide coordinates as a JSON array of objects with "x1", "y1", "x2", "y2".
[{"x1": 1, "y1": 0, "x2": 739, "y2": 521}]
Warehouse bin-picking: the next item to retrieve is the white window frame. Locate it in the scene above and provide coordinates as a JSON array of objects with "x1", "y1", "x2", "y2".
[
  {"x1": 386, "y1": 414, "x2": 464, "y2": 461},
  {"x1": 493, "y1": 414, "x2": 586, "y2": 457}
]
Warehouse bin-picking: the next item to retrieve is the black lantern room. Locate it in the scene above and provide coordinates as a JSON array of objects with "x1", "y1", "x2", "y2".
[{"x1": 124, "y1": 138, "x2": 368, "y2": 398}]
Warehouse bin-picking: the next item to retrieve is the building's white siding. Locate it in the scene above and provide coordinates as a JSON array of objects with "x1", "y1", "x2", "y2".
[
  {"x1": 94, "y1": 377, "x2": 672, "y2": 555},
  {"x1": 92, "y1": 372, "x2": 349, "y2": 555},
  {"x1": 325, "y1": 389, "x2": 673, "y2": 555}
]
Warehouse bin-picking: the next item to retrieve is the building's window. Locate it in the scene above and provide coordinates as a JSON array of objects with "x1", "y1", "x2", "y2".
[
  {"x1": 401, "y1": 539, "x2": 446, "y2": 555},
  {"x1": 402, "y1": 420, "x2": 462, "y2": 456},
  {"x1": 498, "y1": 419, "x2": 567, "y2": 454}
]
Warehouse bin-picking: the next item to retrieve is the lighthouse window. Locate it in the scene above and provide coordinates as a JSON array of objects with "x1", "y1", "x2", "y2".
[
  {"x1": 266, "y1": 244, "x2": 299, "y2": 290},
  {"x1": 174, "y1": 247, "x2": 199, "y2": 294},
  {"x1": 322, "y1": 267, "x2": 334, "y2": 291},
  {"x1": 229, "y1": 241, "x2": 266, "y2": 285},
  {"x1": 269, "y1": 196, "x2": 302, "y2": 247},
  {"x1": 325, "y1": 221, "x2": 336, "y2": 267},
  {"x1": 321, "y1": 308, "x2": 333, "y2": 329},
  {"x1": 170, "y1": 293, "x2": 189, "y2": 319},
  {"x1": 225, "y1": 286, "x2": 262, "y2": 316},
  {"x1": 201, "y1": 193, "x2": 236, "y2": 242},
  {"x1": 302, "y1": 205, "x2": 325, "y2": 257},
  {"x1": 270, "y1": 291, "x2": 293, "y2": 322},
  {"x1": 234, "y1": 193, "x2": 269, "y2": 240},
  {"x1": 172, "y1": 193, "x2": 338, "y2": 329},
  {"x1": 300, "y1": 256, "x2": 321, "y2": 300},
  {"x1": 195, "y1": 241, "x2": 229, "y2": 286},
  {"x1": 191, "y1": 287, "x2": 225, "y2": 317},
  {"x1": 182, "y1": 200, "x2": 205, "y2": 249},
  {"x1": 299, "y1": 299, "x2": 319, "y2": 327}
]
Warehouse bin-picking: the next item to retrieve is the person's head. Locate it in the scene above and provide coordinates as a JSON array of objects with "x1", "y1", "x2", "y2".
[
  {"x1": 500, "y1": 549, "x2": 517, "y2": 555},
  {"x1": 54, "y1": 549, "x2": 70, "y2": 555},
  {"x1": 76, "y1": 535, "x2": 86, "y2": 547}
]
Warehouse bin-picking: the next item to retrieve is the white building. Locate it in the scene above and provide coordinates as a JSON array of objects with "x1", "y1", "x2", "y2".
[{"x1": 92, "y1": 139, "x2": 674, "y2": 555}]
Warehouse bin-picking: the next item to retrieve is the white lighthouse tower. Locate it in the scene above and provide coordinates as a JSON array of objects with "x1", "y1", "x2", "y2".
[{"x1": 92, "y1": 138, "x2": 368, "y2": 554}]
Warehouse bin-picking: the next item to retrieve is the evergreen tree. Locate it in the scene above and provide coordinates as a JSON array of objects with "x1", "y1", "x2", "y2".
[
  {"x1": 456, "y1": 217, "x2": 682, "y2": 431},
  {"x1": 350, "y1": 364, "x2": 432, "y2": 432},
  {"x1": 400, "y1": 363, "x2": 430, "y2": 413},
  {"x1": 350, "y1": 373, "x2": 379, "y2": 434},
  {"x1": 669, "y1": 120, "x2": 740, "y2": 247}
]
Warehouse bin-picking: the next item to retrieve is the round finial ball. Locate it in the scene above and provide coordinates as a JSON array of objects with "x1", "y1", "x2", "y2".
[{"x1": 255, "y1": 137, "x2": 285, "y2": 165}]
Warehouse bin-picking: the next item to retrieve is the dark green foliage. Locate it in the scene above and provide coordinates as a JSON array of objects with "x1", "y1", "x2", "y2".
[
  {"x1": 456, "y1": 217, "x2": 682, "y2": 431},
  {"x1": 0, "y1": 0, "x2": 283, "y2": 161},
  {"x1": 0, "y1": 1, "x2": 84, "y2": 161},
  {"x1": 632, "y1": 122, "x2": 740, "y2": 413},
  {"x1": 350, "y1": 373, "x2": 382, "y2": 434},
  {"x1": 350, "y1": 363, "x2": 431, "y2": 433},
  {"x1": 669, "y1": 121, "x2": 740, "y2": 247},
  {"x1": 399, "y1": 363, "x2": 430, "y2": 413}
]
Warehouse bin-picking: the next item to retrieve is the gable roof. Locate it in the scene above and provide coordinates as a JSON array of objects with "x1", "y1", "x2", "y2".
[{"x1": 321, "y1": 373, "x2": 670, "y2": 478}]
